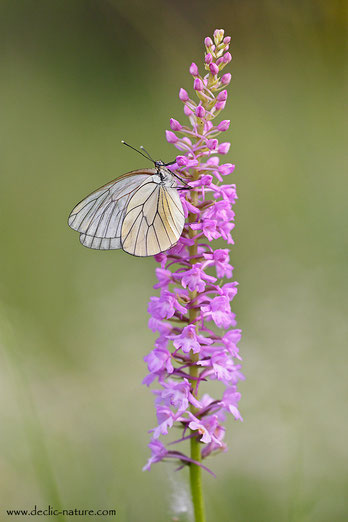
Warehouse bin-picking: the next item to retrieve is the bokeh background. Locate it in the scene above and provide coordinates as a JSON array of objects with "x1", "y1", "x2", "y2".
[{"x1": 0, "y1": 1, "x2": 347, "y2": 521}]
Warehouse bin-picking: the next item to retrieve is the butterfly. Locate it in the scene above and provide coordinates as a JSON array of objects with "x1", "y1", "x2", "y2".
[{"x1": 68, "y1": 142, "x2": 186, "y2": 257}]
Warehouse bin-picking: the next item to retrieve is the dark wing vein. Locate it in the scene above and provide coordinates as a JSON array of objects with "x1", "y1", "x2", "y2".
[
  {"x1": 161, "y1": 189, "x2": 181, "y2": 236},
  {"x1": 121, "y1": 208, "x2": 143, "y2": 244},
  {"x1": 69, "y1": 190, "x2": 109, "y2": 221},
  {"x1": 164, "y1": 186, "x2": 185, "y2": 216},
  {"x1": 73, "y1": 190, "x2": 110, "y2": 231},
  {"x1": 152, "y1": 224, "x2": 161, "y2": 251}
]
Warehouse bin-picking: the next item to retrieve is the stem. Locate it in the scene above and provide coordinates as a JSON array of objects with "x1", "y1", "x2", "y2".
[{"x1": 188, "y1": 144, "x2": 206, "y2": 522}]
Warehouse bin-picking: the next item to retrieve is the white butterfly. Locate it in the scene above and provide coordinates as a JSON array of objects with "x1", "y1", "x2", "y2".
[{"x1": 68, "y1": 144, "x2": 185, "y2": 257}]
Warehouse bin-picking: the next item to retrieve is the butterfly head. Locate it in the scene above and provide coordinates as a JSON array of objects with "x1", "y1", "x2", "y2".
[
  {"x1": 154, "y1": 160, "x2": 165, "y2": 169},
  {"x1": 155, "y1": 161, "x2": 172, "y2": 183}
]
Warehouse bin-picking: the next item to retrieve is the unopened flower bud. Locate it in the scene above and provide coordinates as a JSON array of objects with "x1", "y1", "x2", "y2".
[
  {"x1": 221, "y1": 73, "x2": 232, "y2": 85},
  {"x1": 176, "y1": 155, "x2": 188, "y2": 167},
  {"x1": 223, "y1": 52, "x2": 232, "y2": 64},
  {"x1": 189, "y1": 62, "x2": 199, "y2": 77},
  {"x1": 223, "y1": 36, "x2": 231, "y2": 45},
  {"x1": 179, "y1": 88, "x2": 189, "y2": 102},
  {"x1": 209, "y1": 63, "x2": 219, "y2": 76},
  {"x1": 218, "y1": 142, "x2": 230, "y2": 154},
  {"x1": 217, "y1": 90, "x2": 228, "y2": 101},
  {"x1": 214, "y1": 29, "x2": 224, "y2": 45},
  {"x1": 205, "y1": 53, "x2": 213, "y2": 65},
  {"x1": 170, "y1": 118, "x2": 182, "y2": 131},
  {"x1": 215, "y1": 101, "x2": 226, "y2": 111},
  {"x1": 217, "y1": 120, "x2": 230, "y2": 132},
  {"x1": 204, "y1": 36, "x2": 213, "y2": 48},
  {"x1": 207, "y1": 139, "x2": 218, "y2": 150},
  {"x1": 196, "y1": 105, "x2": 206, "y2": 118},
  {"x1": 194, "y1": 78, "x2": 204, "y2": 91},
  {"x1": 165, "y1": 130, "x2": 178, "y2": 144}
]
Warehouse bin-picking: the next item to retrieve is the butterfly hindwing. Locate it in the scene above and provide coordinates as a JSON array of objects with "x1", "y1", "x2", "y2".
[{"x1": 121, "y1": 177, "x2": 185, "y2": 257}]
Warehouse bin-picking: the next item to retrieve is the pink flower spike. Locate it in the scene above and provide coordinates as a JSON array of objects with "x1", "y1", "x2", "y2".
[
  {"x1": 144, "y1": 30, "x2": 243, "y2": 477},
  {"x1": 223, "y1": 52, "x2": 232, "y2": 64},
  {"x1": 218, "y1": 142, "x2": 230, "y2": 154},
  {"x1": 189, "y1": 62, "x2": 199, "y2": 76},
  {"x1": 165, "y1": 130, "x2": 178, "y2": 144},
  {"x1": 221, "y1": 73, "x2": 232, "y2": 85},
  {"x1": 170, "y1": 118, "x2": 182, "y2": 131},
  {"x1": 209, "y1": 63, "x2": 219, "y2": 76},
  {"x1": 193, "y1": 78, "x2": 204, "y2": 91},
  {"x1": 205, "y1": 53, "x2": 213, "y2": 65},
  {"x1": 217, "y1": 90, "x2": 228, "y2": 101},
  {"x1": 217, "y1": 120, "x2": 230, "y2": 132},
  {"x1": 196, "y1": 105, "x2": 206, "y2": 118},
  {"x1": 179, "y1": 88, "x2": 189, "y2": 102}
]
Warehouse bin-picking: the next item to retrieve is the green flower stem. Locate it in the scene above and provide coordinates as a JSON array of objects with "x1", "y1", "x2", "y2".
[
  {"x1": 189, "y1": 357, "x2": 206, "y2": 522},
  {"x1": 187, "y1": 163, "x2": 206, "y2": 522}
]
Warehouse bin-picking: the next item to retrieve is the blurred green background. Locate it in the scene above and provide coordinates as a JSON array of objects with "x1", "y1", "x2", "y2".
[{"x1": 0, "y1": 1, "x2": 347, "y2": 520}]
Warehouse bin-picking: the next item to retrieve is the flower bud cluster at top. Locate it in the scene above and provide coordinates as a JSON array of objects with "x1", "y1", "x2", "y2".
[{"x1": 143, "y1": 29, "x2": 244, "y2": 475}]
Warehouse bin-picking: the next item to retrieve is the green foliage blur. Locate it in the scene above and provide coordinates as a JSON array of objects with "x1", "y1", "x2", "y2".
[{"x1": 0, "y1": 1, "x2": 347, "y2": 520}]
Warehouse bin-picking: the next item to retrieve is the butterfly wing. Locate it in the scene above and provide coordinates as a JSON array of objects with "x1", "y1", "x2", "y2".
[
  {"x1": 68, "y1": 169, "x2": 155, "y2": 250},
  {"x1": 121, "y1": 181, "x2": 185, "y2": 257}
]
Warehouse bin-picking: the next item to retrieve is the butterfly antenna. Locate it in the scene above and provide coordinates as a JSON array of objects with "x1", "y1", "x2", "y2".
[
  {"x1": 140, "y1": 145, "x2": 155, "y2": 162},
  {"x1": 121, "y1": 140, "x2": 153, "y2": 163}
]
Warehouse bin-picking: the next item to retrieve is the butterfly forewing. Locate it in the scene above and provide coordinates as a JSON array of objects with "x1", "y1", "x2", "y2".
[{"x1": 68, "y1": 170, "x2": 155, "y2": 249}]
